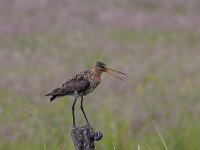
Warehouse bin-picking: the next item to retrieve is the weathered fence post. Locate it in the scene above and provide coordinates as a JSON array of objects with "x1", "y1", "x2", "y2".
[{"x1": 71, "y1": 124, "x2": 103, "y2": 150}]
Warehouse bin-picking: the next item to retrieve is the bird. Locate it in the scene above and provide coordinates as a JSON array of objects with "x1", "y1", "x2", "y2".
[{"x1": 45, "y1": 61, "x2": 126, "y2": 127}]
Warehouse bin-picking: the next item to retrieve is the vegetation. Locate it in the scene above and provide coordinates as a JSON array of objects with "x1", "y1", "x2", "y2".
[{"x1": 0, "y1": 0, "x2": 200, "y2": 149}]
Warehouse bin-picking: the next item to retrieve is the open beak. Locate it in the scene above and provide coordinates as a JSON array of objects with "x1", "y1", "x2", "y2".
[{"x1": 105, "y1": 67, "x2": 126, "y2": 81}]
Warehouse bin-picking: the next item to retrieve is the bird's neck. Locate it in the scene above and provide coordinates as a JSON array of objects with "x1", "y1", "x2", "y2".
[{"x1": 92, "y1": 69, "x2": 102, "y2": 83}]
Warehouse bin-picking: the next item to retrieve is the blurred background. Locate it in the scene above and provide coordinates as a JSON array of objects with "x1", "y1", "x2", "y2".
[{"x1": 0, "y1": 0, "x2": 200, "y2": 149}]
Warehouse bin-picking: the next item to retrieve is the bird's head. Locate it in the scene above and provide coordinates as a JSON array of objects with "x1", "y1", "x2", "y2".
[{"x1": 93, "y1": 61, "x2": 126, "y2": 81}]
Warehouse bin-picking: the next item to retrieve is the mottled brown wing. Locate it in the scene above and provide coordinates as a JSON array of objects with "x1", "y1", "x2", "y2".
[
  {"x1": 45, "y1": 79, "x2": 90, "y2": 101},
  {"x1": 58, "y1": 79, "x2": 90, "y2": 95}
]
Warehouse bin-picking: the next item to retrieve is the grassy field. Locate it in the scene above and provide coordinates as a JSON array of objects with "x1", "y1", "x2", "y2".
[{"x1": 0, "y1": 0, "x2": 200, "y2": 149}]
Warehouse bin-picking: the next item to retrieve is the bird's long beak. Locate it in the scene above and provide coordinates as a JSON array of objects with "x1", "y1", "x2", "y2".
[{"x1": 105, "y1": 67, "x2": 126, "y2": 81}]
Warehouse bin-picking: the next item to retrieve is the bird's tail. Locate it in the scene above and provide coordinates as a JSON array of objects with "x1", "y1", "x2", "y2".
[
  {"x1": 49, "y1": 95, "x2": 58, "y2": 102},
  {"x1": 45, "y1": 88, "x2": 60, "y2": 102},
  {"x1": 45, "y1": 92, "x2": 59, "y2": 102},
  {"x1": 45, "y1": 94, "x2": 58, "y2": 102}
]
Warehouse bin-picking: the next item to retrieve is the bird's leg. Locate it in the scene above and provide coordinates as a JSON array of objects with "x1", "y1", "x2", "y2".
[
  {"x1": 72, "y1": 98, "x2": 78, "y2": 128},
  {"x1": 80, "y1": 96, "x2": 89, "y2": 124}
]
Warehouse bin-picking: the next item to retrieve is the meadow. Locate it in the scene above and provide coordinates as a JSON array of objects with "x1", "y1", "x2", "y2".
[{"x1": 0, "y1": 0, "x2": 200, "y2": 149}]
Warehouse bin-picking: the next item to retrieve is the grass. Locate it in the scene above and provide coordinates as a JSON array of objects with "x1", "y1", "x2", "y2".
[
  {"x1": 149, "y1": 116, "x2": 168, "y2": 150},
  {"x1": 24, "y1": 109, "x2": 47, "y2": 150},
  {"x1": 0, "y1": 0, "x2": 200, "y2": 149}
]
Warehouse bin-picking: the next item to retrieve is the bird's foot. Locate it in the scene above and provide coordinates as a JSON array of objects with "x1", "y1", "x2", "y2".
[
  {"x1": 86, "y1": 122, "x2": 91, "y2": 127},
  {"x1": 72, "y1": 125, "x2": 76, "y2": 129}
]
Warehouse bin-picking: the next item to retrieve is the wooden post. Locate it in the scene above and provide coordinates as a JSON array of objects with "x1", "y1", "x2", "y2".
[{"x1": 71, "y1": 124, "x2": 103, "y2": 150}]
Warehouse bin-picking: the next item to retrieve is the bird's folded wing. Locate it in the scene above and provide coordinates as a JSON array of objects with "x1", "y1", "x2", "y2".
[{"x1": 55, "y1": 79, "x2": 90, "y2": 96}]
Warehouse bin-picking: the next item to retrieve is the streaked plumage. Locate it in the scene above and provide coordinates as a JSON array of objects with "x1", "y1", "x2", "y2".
[
  {"x1": 45, "y1": 61, "x2": 126, "y2": 127},
  {"x1": 45, "y1": 70, "x2": 100, "y2": 102}
]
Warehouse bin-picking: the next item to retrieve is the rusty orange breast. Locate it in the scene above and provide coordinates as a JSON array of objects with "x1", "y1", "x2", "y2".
[{"x1": 92, "y1": 69, "x2": 102, "y2": 84}]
